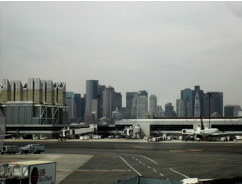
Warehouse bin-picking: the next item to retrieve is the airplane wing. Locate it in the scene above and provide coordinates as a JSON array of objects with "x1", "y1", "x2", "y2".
[
  {"x1": 159, "y1": 131, "x2": 183, "y2": 135},
  {"x1": 210, "y1": 132, "x2": 242, "y2": 136},
  {"x1": 0, "y1": 134, "x2": 12, "y2": 137}
]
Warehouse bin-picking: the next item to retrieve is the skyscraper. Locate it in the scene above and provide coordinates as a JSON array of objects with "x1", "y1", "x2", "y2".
[
  {"x1": 102, "y1": 86, "x2": 116, "y2": 119},
  {"x1": 115, "y1": 92, "x2": 122, "y2": 109},
  {"x1": 80, "y1": 94, "x2": 86, "y2": 122},
  {"x1": 204, "y1": 92, "x2": 223, "y2": 116},
  {"x1": 165, "y1": 103, "x2": 176, "y2": 117},
  {"x1": 137, "y1": 95, "x2": 148, "y2": 119},
  {"x1": 66, "y1": 92, "x2": 74, "y2": 122},
  {"x1": 85, "y1": 80, "x2": 99, "y2": 114},
  {"x1": 156, "y1": 105, "x2": 165, "y2": 117},
  {"x1": 192, "y1": 86, "x2": 204, "y2": 116},
  {"x1": 98, "y1": 85, "x2": 106, "y2": 118},
  {"x1": 149, "y1": 95, "x2": 157, "y2": 116},
  {"x1": 194, "y1": 91, "x2": 201, "y2": 117},
  {"x1": 177, "y1": 86, "x2": 204, "y2": 117},
  {"x1": 180, "y1": 88, "x2": 193, "y2": 116},
  {"x1": 73, "y1": 94, "x2": 82, "y2": 122},
  {"x1": 126, "y1": 92, "x2": 138, "y2": 118}
]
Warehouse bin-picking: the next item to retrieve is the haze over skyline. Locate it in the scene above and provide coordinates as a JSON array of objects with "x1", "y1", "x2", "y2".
[{"x1": 0, "y1": 2, "x2": 242, "y2": 107}]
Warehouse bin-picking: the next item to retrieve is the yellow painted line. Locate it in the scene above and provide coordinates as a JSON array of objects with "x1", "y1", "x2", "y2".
[
  {"x1": 169, "y1": 150, "x2": 185, "y2": 152},
  {"x1": 132, "y1": 144, "x2": 149, "y2": 149},
  {"x1": 186, "y1": 150, "x2": 202, "y2": 152}
]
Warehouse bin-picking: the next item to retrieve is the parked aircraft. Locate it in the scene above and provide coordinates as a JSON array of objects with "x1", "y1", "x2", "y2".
[{"x1": 182, "y1": 117, "x2": 242, "y2": 139}]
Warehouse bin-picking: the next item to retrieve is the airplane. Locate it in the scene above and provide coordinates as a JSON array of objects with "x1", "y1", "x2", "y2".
[{"x1": 182, "y1": 116, "x2": 242, "y2": 140}]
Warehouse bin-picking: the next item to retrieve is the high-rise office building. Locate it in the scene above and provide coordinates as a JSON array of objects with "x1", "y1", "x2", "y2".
[
  {"x1": 115, "y1": 92, "x2": 122, "y2": 109},
  {"x1": 126, "y1": 92, "x2": 138, "y2": 118},
  {"x1": 204, "y1": 92, "x2": 223, "y2": 116},
  {"x1": 85, "y1": 80, "x2": 99, "y2": 114},
  {"x1": 137, "y1": 95, "x2": 148, "y2": 119},
  {"x1": 180, "y1": 88, "x2": 193, "y2": 116},
  {"x1": 192, "y1": 86, "x2": 204, "y2": 116},
  {"x1": 80, "y1": 94, "x2": 86, "y2": 122},
  {"x1": 177, "y1": 86, "x2": 204, "y2": 117},
  {"x1": 176, "y1": 100, "x2": 192, "y2": 117},
  {"x1": 130, "y1": 94, "x2": 138, "y2": 119},
  {"x1": 224, "y1": 105, "x2": 241, "y2": 117},
  {"x1": 176, "y1": 99, "x2": 186, "y2": 117},
  {"x1": 98, "y1": 85, "x2": 106, "y2": 118},
  {"x1": 156, "y1": 105, "x2": 165, "y2": 117},
  {"x1": 73, "y1": 94, "x2": 82, "y2": 122},
  {"x1": 165, "y1": 103, "x2": 176, "y2": 117},
  {"x1": 194, "y1": 91, "x2": 201, "y2": 117},
  {"x1": 149, "y1": 95, "x2": 157, "y2": 116},
  {"x1": 102, "y1": 86, "x2": 116, "y2": 119},
  {"x1": 138, "y1": 90, "x2": 148, "y2": 97},
  {"x1": 66, "y1": 92, "x2": 74, "y2": 122}
]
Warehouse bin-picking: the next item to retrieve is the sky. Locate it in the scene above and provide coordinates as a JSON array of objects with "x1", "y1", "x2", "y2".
[{"x1": 0, "y1": 1, "x2": 242, "y2": 108}]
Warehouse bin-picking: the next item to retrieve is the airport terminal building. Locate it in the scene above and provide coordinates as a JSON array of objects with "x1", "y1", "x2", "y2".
[{"x1": 114, "y1": 117, "x2": 242, "y2": 137}]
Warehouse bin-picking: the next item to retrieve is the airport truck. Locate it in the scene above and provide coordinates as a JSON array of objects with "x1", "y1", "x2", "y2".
[
  {"x1": 0, "y1": 160, "x2": 56, "y2": 184},
  {"x1": 20, "y1": 144, "x2": 45, "y2": 154},
  {"x1": 1, "y1": 146, "x2": 19, "y2": 154}
]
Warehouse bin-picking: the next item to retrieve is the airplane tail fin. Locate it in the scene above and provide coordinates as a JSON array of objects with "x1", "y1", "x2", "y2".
[{"x1": 200, "y1": 116, "x2": 204, "y2": 130}]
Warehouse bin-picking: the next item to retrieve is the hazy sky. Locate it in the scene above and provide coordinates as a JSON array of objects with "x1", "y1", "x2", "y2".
[{"x1": 0, "y1": 2, "x2": 242, "y2": 108}]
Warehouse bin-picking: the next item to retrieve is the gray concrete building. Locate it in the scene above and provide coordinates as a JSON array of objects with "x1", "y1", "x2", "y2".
[{"x1": 115, "y1": 117, "x2": 242, "y2": 137}]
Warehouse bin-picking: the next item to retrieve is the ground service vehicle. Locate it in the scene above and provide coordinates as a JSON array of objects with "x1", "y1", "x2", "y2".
[
  {"x1": 20, "y1": 144, "x2": 45, "y2": 154},
  {"x1": 1, "y1": 146, "x2": 19, "y2": 154},
  {"x1": 0, "y1": 160, "x2": 56, "y2": 184}
]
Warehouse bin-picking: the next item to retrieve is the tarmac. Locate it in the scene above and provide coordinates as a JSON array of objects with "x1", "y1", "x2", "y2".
[{"x1": 1, "y1": 140, "x2": 242, "y2": 184}]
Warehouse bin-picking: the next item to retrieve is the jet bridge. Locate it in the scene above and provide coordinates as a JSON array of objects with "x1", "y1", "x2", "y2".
[{"x1": 60, "y1": 125, "x2": 95, "y2": 138}]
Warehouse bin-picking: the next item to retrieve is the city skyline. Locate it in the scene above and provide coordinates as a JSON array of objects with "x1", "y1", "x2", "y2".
[{"x1": 0, "y1": 2, "x2": 242, "y2": 107}]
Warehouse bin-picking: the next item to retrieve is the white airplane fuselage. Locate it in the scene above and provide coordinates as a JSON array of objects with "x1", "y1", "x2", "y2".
[{"x1": 182, "y1": 127, "x2": 220, "y2": 137}]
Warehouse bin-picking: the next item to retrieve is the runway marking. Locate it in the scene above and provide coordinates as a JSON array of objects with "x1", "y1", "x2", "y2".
[
  {"x1": 153, "y1": 169, "x2": 157, "y2": 173},
  {"x1": 136, "y1": 155, "x2": 158, "y2": 165},
  {"x1": 143, "y1": 163, "x2": 146, "y2": 166},
  {"x1": 159, "y1": 173, "x2": 164, "y2": 177},
  {"x1": 147, "y1": 166, "x2": 151, "y2": 169},
  {"x1": 170, "y1": 168, "x2": 189, "y2": 179},
  {"x1": 169, "y1": 150, "x2": 185, "y2": 152},
  {"x1": 136, "y1": 159, "x2": 139, "y2": 161},
  {"x1": 132, "y1": 144, "x2": 149, "y2": 149},
  {"x1": 118, "y1": 156, "x2": 142, "y2": 176},
  {"x1": 186, "y1": 150, "x2": 202, "y2": 152}
]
